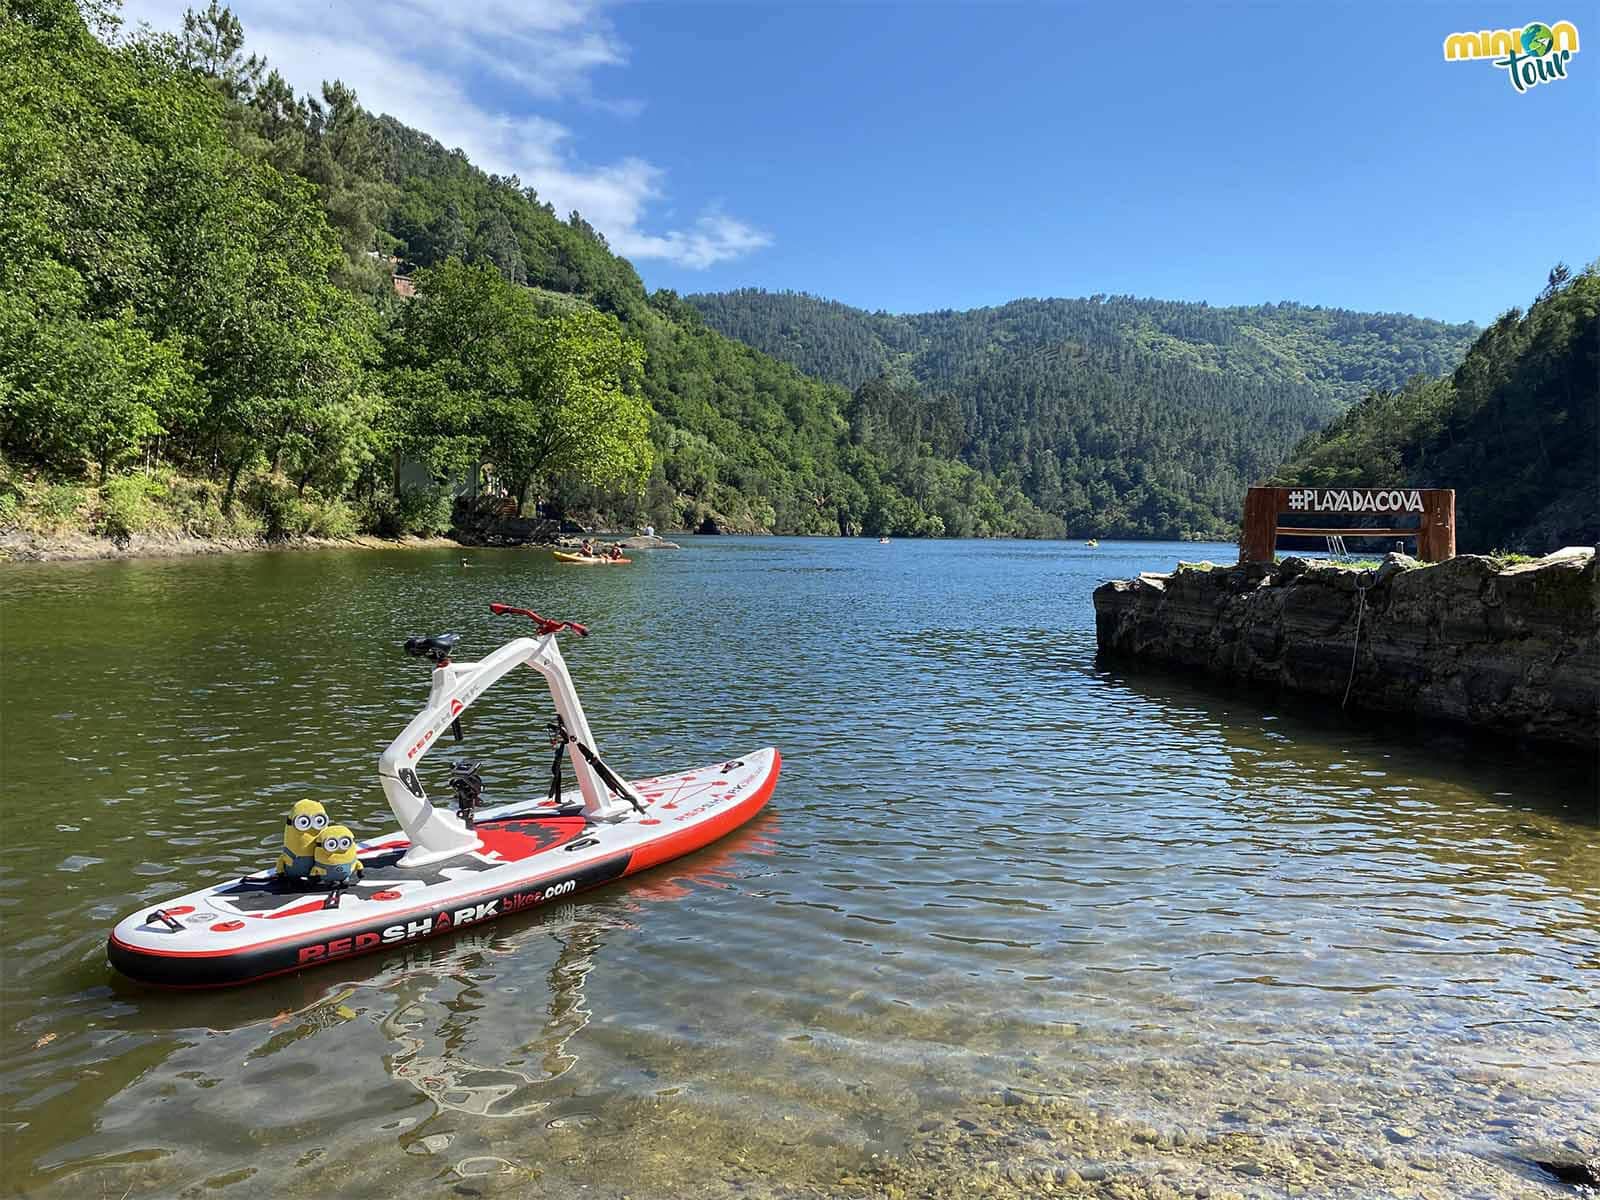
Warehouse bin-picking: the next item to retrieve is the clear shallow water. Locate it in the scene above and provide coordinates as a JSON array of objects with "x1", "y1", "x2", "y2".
[{"x1": 1, "y1": 537, "x2": 1595, "y2": 1199}]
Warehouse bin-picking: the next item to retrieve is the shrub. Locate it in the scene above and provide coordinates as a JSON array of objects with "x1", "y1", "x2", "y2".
[
  {"x1": 143, "y1": 474, "x2": 256, "y2": 540},
  {"x1": 162, "y1": 475, "x2": 223, "y2": 536},
  {"x1": 36, "y1": 483, "x2": 88, "y2": 532},
  {"x1": 94, "y1": 473, "x2": 166, "y2": 542},
  {"x1": 244, "y1": 477, "x2": 312, "y2": 541},
  {"x1": 1487, "y1": 548, "x2": 1538, "y2": 566},
  {"x1": 0, "y1": 459, "x2": 21, "y2": 530},
  {"x1": 304, "y1": 498, "x2": 357, "y2": 540},
  {"x1": 360, "y1": 486, "x2": 453, "y2": 537}
]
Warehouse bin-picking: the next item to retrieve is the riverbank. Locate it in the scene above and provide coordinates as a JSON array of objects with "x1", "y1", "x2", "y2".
[
  {"x1": 0, "y1": 528, "x2": 465, "y2": 563},
  {"x1": 1093, "y1": 548, "x2": 1598, "y2": 751},
  {"x1": 0, "y1": 517, "x2": 686, "y2": 562},
  {"x1": 0, "y1": 461, "x2": 686, "y2": 564}
]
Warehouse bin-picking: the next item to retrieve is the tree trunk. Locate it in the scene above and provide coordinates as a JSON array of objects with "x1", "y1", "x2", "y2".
[
  {"x1": 270, "y1": 416, "x2": 294, "y2": 475},
  {"x1": 223, "y1": 457, "x2": 246, "y2": 514}
]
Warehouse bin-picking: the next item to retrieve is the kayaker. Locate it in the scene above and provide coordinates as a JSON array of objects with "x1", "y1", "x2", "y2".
[
  {"x1": 608, "y1": 543, "x2": 623, "y2": 560},
  {"x1": 579, "y1": 538, "x2": 595, "y2": 557}
]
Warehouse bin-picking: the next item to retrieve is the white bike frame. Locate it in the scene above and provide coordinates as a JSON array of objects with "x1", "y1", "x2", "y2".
[{"x1": 377, "y1": 634, "x2": 636, "y2": 867}]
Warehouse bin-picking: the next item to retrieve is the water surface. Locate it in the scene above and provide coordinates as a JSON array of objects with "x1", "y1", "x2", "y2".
[{"x1": 1, "y1": 538, "x2": 1595, "y2": 1198}]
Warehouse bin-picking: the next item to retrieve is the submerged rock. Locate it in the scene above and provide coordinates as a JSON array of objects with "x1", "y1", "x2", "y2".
[
  {"x1": 1533, "y1": 1155, "x2": 1600, "y2": 1188},
  {"x1": 614, "y1": 534, "x2": 681, "y2": 550}
]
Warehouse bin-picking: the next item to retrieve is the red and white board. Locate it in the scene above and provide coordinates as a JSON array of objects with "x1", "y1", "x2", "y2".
[{"x1": 108, "y1": 749, "x2": 779, "y2": 988}]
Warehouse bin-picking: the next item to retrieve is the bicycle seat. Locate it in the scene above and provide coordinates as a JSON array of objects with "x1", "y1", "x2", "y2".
[{"x1": 403, "y1": 633, "x2": 461, "y2": 663}]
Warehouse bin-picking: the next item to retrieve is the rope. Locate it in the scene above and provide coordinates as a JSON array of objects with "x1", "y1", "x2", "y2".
[
  {"x1": 544, "y1": 713, "x2": 646, "y2": 814},
  {"x1": 546, "y1": 721, "x2": 567, "y2": 801},
  {"x1": 1342, "y1": 572, "x2": 1376, "y2": 709}
]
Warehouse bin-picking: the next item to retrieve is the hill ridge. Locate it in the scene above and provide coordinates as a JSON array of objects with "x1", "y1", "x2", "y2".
[{"x1": 686, "y1": 287, "x2": 1478, "y2": 537}]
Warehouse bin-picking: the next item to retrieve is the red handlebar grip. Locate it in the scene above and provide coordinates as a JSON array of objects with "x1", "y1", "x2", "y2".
[{"x1": 489, "y1": 602, "x2": 586, "y2": 637}]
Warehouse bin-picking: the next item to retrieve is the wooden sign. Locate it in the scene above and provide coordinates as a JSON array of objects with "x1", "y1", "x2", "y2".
[{"x1": 1239, "y1": 486, "x2": 1456, "y2": 564}]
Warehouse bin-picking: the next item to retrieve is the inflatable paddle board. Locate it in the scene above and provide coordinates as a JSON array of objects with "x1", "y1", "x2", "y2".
[
  {"x1": 107, "y1": 604, "x2": 778, "y2": 988},
  {"x1": 552, "y1": 550, "x2": 631, "y2": 564}
]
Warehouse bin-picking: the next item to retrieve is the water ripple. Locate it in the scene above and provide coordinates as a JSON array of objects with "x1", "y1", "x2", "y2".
[{"x1": 1, "y1": 538, "x2": 1595, "y2": 1199}]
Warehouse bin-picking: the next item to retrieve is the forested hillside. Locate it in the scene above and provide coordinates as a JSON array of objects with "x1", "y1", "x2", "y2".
[
  {"x1": 1, "y1": 0, "x2": 1056, "y2": 545},
  {"x1": 688, "y1": 290, "x2": 1479, "y2": 537},
  {"x1": 1271, "y1": 264, "x2": 1597, "y2": 553}
]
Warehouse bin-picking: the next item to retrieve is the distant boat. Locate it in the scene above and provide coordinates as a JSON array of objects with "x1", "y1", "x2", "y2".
[
  {"x1": 878, "y1": 537, "x2": 890, "y2": 544},
  {"x1": 1085, "y1": 539, "x2": 1099, "y2": 548}
]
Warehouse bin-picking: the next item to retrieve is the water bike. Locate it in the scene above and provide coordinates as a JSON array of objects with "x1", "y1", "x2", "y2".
[
  {"x1": 107, "y1": 603, "x2": 779, "y2": 988},
  {"x1": 552, "y1": 550, "x2": 631, "y2": 565}
]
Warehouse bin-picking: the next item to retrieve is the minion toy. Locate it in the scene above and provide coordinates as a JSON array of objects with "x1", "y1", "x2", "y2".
[
  {"x1": 310, "y1": 825, "x2": 363, "y2": 885},
  {"x1": 277, "y1": 799, "x2": 328, "y2": 879}
]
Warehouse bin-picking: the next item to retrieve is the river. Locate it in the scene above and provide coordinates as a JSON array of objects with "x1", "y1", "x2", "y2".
[{"x1": 1, "y1": 537, "x2": 1595, "y2": 1199}]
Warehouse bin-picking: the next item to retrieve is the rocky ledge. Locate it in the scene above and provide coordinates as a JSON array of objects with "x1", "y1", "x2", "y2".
[{"x1": 1093, "y1": 548, "x2": 1598, "y2": 751}]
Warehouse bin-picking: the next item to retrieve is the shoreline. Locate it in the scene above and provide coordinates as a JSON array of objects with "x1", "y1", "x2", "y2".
[
  {"x1": 0, "y1": 527, "x2": 693, "y2": 564},
  {"x1": 0, "y1": 529, "x2": 467, "y2": 564},
  {"x1": 1, "y1": 528, "x2": 1226, "y2": 564}
]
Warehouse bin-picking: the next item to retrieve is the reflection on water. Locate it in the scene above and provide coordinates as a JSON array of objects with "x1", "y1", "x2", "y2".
[
  {"x1": 0, "y1": 538, "x2": 1595, "y2": 1199},
  {"x1": 386, "y1": 907, "x2": 607, "y2": 1119}
]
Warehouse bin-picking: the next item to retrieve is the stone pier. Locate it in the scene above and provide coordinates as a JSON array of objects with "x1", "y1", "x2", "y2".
[{"x1": 1092, "y1": 549, "x2": 1598, "y2": 751}]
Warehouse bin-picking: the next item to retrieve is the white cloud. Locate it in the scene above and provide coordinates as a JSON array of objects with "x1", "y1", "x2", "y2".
[
  {"x1": 118, "y1": 0, "x2": 770, "y2": 269},
  {"x1": 618, "y1": 211, "x2": 775, "y2": 269}
]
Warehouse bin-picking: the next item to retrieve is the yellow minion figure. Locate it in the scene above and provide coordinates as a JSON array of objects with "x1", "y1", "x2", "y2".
[
  {"x1": 310, "y1": 825, "x2": 363, "y2": 885},
  {"x1": 277, "y1": 799, "x2": 328, "y2": 879}
]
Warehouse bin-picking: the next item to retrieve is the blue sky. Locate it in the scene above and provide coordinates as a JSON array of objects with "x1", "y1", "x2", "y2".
[{"x1": 123, "y1": 1, "x2": 1597, "y2": 324}]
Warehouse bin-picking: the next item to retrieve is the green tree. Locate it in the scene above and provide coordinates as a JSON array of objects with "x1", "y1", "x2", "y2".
[
  {"x1": 1, "y1": 0, "x2": 1107, "y2": 543},
  {"x1": 0, "y1": 0, "x2": 374, "y2": 511},
  {"x1": 384, "y1": 260, "x2": 651, "y2": 510},
  {"x1": 177, "y1": 0, "x2": 264, "y2": 98},
  {"x1": 1272, "y1": 264, "x2": 1598, "y2": 552}
]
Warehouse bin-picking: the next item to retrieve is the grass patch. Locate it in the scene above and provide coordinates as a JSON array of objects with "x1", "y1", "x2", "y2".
[
  {"x1": 1272, "y1": 554, "x2": 1385, "y2": 571},
  {"x1": 0, "y1": 470, "x2": 91, "y2": 535}
]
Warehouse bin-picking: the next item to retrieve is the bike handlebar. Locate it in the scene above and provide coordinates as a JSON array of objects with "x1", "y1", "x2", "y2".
[{"x1": 489, "y1": 602, "x2": 589, "y2": 638}]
